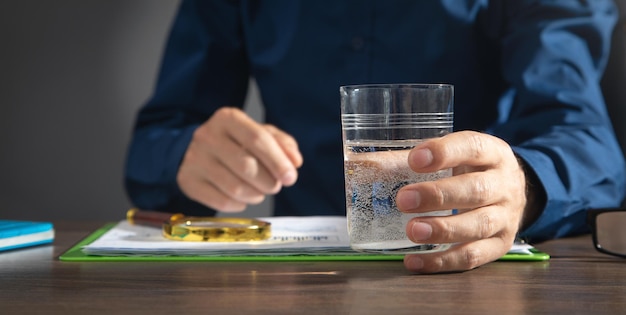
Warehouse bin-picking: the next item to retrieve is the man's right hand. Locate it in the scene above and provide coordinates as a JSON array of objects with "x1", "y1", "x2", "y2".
[{"x1": 177, "y1": 107, "x2": 303, "y2": 212}]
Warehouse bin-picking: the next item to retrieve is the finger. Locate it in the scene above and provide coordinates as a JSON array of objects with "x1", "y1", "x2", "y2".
[
  {"x1": 408, "y1": 131, "x2": 513, "y2": 173},
  {"x1": 216, "y1": 108, "x2": 299, "y2": 186},
  {"x1": 200, "y1": 153, "x2": 268, "y2": 205},
  {"x1": 177, "y1": 167, "x2": 248, "y2": 212},
  {"x1": 183, "y1": 120, "x2": 280, "y2": 197},
  {"x1": 177, "y1": 151, "x2": 267, "y2": 211},
  {"x1": 404, "y1": 205, "x2": 517, "y2": 245},
  {"x1": 396, "y1": 170, "x2": 505, "y2": 212},
  {"x1": 215, "y1": 136, "x2": 283, "y2": 195},
  {"x1": 263, "y1": 124, "x2": 303, "y2": 170},
  {"x1": 403, "y1": 237, "x2": 513, "y2": 274}
]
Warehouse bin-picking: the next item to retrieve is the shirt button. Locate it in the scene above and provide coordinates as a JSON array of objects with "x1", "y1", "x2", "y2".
[{"x1": 351, "y1": 37, "x2": 365, "y2": 51}]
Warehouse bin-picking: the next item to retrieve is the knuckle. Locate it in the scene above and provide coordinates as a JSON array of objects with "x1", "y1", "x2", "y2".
[
  {"x1": 191, "y1": 125, "x2": 208, "y2": 143},
  {"x1": 246, "y1": 129, "x2": 264, "y2": 146},
  {"x1": 237, "y1": 155, "x2": 260, "y2": 179},
  {"x1": 262, "y1": 123, "x2": 278, "y2": 133},
  {"x1": 176, "y1": 171, "x2": 189, "y2": 188},
  {"x1": 470, "y1": 176, "x2": 494, "y2": 204},
  {"x1": 282, "y1": 135, "x2": 298, "y2": 150},
  {"x1": 421, "y1": 256, "x2": 445, "y2": 274},
  {"x1": 221, "y1": 181, "x2": 247, "y2": 200},
  {"x1": 215, "y1": 106, "x2": 239, "y2": 119},
  {"x1": 462, "y1": 247, "x2": 483, "y2": 270},
  {"x1": 428, "y1": 217, "x2": 456, "y2": 242},
  {"x1": 181, "y1": 146, "x2": 201, "y2": 165},
  {"x1": 426, "y1": 183, "x2": 448, "y2": 208},
  {"x1": 191, "y1": 124, "x2": 219, "y2": 148},
  {"x1": 466, "y1": 133, "x2": 488, "y2": 160},
  {"x1": 477, "y1": 212, "x2": 496, "y2": 239},
  {"x1": 242, "y1": 126, "x2": 272, "y2": 149},
  {"x1": 419, "y1": 247, "x2": 484, "y2": 274}
]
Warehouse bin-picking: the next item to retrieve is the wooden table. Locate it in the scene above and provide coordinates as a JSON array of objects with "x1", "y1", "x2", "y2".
[{"x1": 1, "y1": 221, "x2": 624, "y2": 314}]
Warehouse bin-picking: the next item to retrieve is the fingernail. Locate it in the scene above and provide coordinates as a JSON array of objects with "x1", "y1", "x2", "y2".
[
  {"x1": 281, "y1": 170, "x2": 297, "y2": 186},
  {"x1": 410, "y1": 148, "x2": 433, "y2": 169},
  {"x1": 410, "y1": 222, "x2": 432, "y2": 241},
  {"x1": 396, "y1": 190, "x2": 421, "y2": 209}
]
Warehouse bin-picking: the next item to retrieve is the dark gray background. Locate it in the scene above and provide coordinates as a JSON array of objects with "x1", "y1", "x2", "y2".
[{"x1": 0, "y1": 0, "x2": 271, "y2": 221}]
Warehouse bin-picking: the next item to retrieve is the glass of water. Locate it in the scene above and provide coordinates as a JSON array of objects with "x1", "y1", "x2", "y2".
[{"x1": 340, "y1": 84, "x2": 454, "y2": 254}]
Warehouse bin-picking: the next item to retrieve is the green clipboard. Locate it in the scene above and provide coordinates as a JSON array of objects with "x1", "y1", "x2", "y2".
[
  {"x1": 498, "y1": 248, "x2": 550, "y2": 261},
  {"x1": 59, "y1": 223, "x2": 549, "y2": 262}
]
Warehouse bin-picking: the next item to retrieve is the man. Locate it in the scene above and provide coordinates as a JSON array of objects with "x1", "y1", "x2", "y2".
[{"x1": 125, "y1": 0, "x2": 625, "y2": 273}]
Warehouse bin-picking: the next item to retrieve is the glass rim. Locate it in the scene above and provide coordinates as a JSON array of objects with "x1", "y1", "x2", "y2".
[{"x1": 340, "y1": 83, "x2": 453, "y2": 90}]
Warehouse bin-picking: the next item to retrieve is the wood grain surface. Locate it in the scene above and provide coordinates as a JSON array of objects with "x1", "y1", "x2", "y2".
[{"x1": 1, "y1": 221, "x2": 624, "y2": 314}]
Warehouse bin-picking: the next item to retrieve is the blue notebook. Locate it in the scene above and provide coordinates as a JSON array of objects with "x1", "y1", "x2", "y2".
[{"x1": 0, "y1": 220, "x2": 55, "y2": 252}]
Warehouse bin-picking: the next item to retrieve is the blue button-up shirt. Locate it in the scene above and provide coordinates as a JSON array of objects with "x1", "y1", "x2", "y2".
[{"x1": 125, "y1": 0, "x2": 626, "y2": 242}]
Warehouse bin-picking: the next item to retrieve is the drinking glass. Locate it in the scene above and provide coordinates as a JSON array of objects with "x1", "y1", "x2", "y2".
[{"x1": 340, "y1": 83, "x2": 454, "y2": 254}]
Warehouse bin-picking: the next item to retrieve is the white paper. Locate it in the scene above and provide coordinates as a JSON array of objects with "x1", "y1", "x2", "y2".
[
  {"x1": 82, "y1": 216, "x2": 534, "y2": 257},
  {"x1": 83, "y1": 216, "x2": 356, "y2": 256}
]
